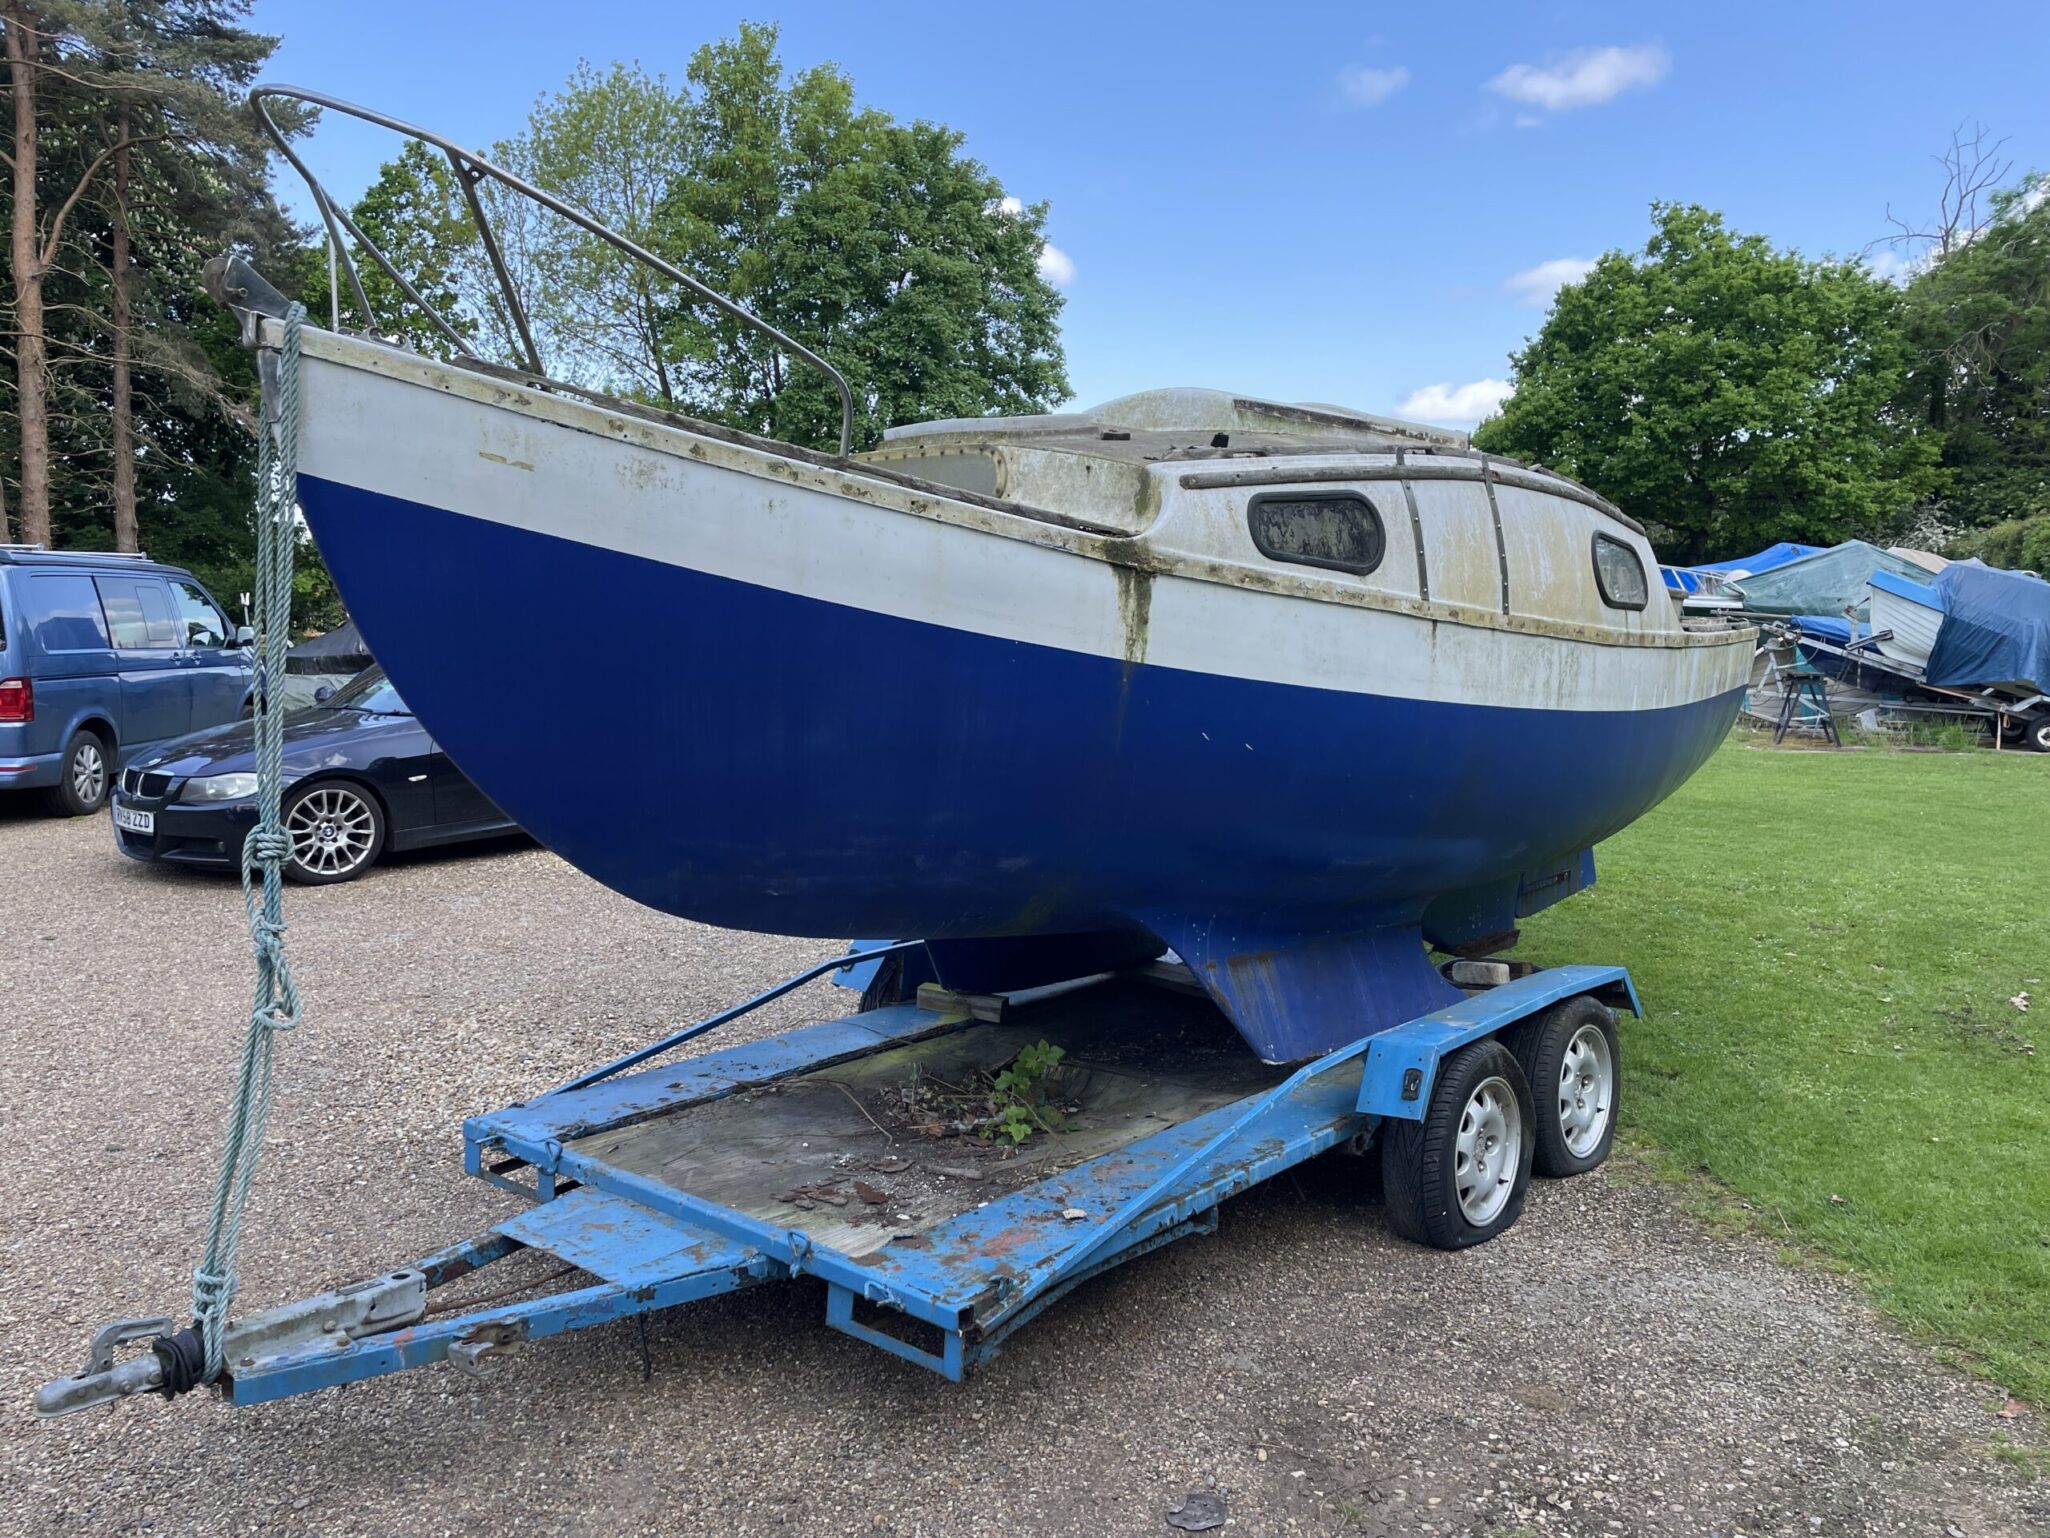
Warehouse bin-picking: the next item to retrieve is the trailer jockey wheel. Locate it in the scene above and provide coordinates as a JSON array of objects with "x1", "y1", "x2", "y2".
[
  {"x1": 1381, "y1": 1039, "x2": 1535, "y2": 1250},
  {"x1": 1508, "y1": 996, "x2": 1621, "y2": 1178}
]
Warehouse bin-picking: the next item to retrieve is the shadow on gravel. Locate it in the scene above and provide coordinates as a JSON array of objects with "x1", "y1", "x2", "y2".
[
  {"x1": 0, "y1": 787, "x2": 62, "y2": 823},
  {"x1": 62, "y1": 824, "x2": 538, "y2": 888}
]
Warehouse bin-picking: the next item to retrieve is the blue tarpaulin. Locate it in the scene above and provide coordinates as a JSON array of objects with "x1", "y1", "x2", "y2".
[
  {"x1": 1699, "y1": 542, "x2": 1824, "y2": 576},
  {"x1": 1790, "y1": 614, "x2": 1856, "y2": 645},
  {"x1": 1924, "y1": 563, "x2": 2050, "y2": 695},
  {"x1": 1663, "y1": 541, "x2": 1824, "y2": 594}
]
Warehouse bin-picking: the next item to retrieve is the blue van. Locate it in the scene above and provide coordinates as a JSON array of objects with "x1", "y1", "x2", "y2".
[{"x1": 0, "y1": 546, "x2": 254, "y2": 815}]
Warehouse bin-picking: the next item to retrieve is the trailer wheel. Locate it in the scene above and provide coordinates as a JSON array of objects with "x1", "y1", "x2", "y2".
[
  {"x1": 2030, "y1": 718, "x2": 2050, "y2": 754},
  {"x1": 1509, "y1": 997, "x2": 1620, "y2": 1178},
  {"x1": 1380, "y1": 1038, "x2": 1534, "y2": 1250}
]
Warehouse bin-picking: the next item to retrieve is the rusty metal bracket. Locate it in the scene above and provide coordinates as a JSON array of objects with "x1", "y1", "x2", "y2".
[{"x1": 447, "y1": 1318, "x2": 528, "y2": 1379}]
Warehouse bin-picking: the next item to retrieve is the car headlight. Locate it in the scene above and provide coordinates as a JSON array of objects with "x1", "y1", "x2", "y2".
[{"x1": 178, "y1": 772, "x2": 260, "y2": 803}]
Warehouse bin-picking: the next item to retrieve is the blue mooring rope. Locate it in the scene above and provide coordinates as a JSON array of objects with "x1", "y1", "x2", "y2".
[{"x1": 191, "y1": 302, "x2": 307, "y2": 1381}]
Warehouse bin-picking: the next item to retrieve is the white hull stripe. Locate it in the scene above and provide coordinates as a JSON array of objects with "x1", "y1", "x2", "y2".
[{"x1": 299, "y1": 348, "x2": 1749, "y2": 716}]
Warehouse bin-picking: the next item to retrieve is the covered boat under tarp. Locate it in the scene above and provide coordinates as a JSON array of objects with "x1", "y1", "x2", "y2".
[
  {"x1": 279, "y1": 616, "x2": 373, "y2": 711},
  {"x1": 1699, "y1": 541, "x2": 1823, "y2": 580},
  {"x1": 1867, "y1": 568, "x2": 1945, "y2": 668},
  {"x1": 1725, "y1": 540, "x2": 1932, "y2": 620},
  {"x1": 1924, "y1": 562, "x2": 2050, "y2": 695},
  {"x1": 1661, "y1": 540, "x2": 1820, "y2": 600}
]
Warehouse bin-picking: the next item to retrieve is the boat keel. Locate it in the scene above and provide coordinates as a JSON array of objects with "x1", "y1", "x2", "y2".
[{"x1": 1146, "y1": 917, "x2": 1466, "y2": 1063}]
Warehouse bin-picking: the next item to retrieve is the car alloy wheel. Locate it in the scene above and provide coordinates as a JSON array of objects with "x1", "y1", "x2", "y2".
[
  {"x1": 70, "y1": 739, "x2": 107, "y2": 807},
  {"x1": 284, "y1": 784, "x2": 381, "y2": 880}
]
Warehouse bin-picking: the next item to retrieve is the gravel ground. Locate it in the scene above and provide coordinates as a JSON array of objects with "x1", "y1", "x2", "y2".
[{"x1": 1, "y1": 802, "x2": 2043, "y2": 1538}]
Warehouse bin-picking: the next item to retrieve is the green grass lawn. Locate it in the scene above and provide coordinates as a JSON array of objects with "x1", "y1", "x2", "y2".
[{"x1": 1520, "y1": 737, "x2": 2049, "y2": 1407}]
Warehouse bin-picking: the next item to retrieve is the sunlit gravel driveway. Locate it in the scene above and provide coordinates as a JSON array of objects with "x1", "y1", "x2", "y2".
[{"x1": 2, "y1": 804, "x2": 2043, "y2": 1536}]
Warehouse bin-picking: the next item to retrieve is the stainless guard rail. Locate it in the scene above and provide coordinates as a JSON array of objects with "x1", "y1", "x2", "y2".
[{"x1": 250, "y1": 84, "x2": 856, "y2": 457}]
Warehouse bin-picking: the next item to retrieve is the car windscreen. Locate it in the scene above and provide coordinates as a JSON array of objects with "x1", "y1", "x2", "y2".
[{"x1": 324, "y1": 667, "x2": 410, "y2": 715}]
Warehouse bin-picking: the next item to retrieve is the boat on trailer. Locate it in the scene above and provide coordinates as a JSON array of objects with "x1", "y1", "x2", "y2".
[
  {"x1": 36, "y1": 86, "x2": 1751, "y2": 1420},
  {"x1": 202, "y1": 96, "x2": 1747, "y2": 1067}
]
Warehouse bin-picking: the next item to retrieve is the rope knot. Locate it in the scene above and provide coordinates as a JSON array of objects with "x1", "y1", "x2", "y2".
[
  {"x1": 252, "y1": 1004, "x2": 301, "y2": 1034},
  {"x1": 191, "y1": 1265, "x2": 236, "y2": 1314},
  {"x1": 245, "y1": 826, "x2": 291, "y2": 868}
]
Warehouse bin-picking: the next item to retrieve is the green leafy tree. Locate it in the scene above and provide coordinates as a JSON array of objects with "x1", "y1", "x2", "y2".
[
  {"x1": 658, "y1": 23, "x2": 1069, "y2": 448},
  {"x1": 342, "y1": 26, "x2": 1070, "y2": 452},
  {"x1": 518, "y1": 60, "x2": 693, "y2": 398},
  {"x1": 1474, "y1": 204, "x2": 1938, "y2": 563},
  {"x1": 0, "y1": 0, "x2": 329, "y2": 633},
  {"x1": 342, "y1": 139, "x2": 477, "y2": 357},
  {"x1": 1897, "y1": 179, "x2": 2050, "y2": 528}
]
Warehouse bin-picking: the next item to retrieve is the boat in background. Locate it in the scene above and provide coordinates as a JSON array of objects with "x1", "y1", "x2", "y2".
[
  {"x1": 206, "y1": 90, "x2": 1754, "y2": 1063},
  {"x1": 1868, "y1": 569, "x2": 1945, "y2": 668}
]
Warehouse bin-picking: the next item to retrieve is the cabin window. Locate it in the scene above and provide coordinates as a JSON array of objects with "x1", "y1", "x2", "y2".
[
  {"x1": 1592, "y1": 533, "x2": 1649, "y2": 610},
  {"x1": 1247, "y1": 492, "x2": 1386, "y2": 576}
]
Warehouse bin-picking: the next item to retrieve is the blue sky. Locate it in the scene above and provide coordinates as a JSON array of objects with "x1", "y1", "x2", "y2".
[{"x1": 257, "y1": 0, "x2": 2049, "y2": 427}]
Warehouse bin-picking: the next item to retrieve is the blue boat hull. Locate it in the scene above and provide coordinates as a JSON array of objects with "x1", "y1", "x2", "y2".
[{"x1": 299, "y1": 474, "x2": 1738, "y2": 1057}]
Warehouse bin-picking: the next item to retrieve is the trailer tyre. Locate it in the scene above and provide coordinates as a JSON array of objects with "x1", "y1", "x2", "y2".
[
  {"x1": 2029, "y1": 718, "x2": 2050, "y2": 754},
  {"x1": 1380, "y1": 1038, "x2": 1534, "y2": 1250},
  {"x1": 1509, "y1": 996, "x2": 1620, "y2": 1178}
]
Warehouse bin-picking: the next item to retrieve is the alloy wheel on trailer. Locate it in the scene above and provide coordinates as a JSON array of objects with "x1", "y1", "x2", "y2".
[
  {"x1": 283, "y1": 782, "x2": 385, "y2": 883},
  {"x1": 1381, "y1": 1036, "x2": 1535, "y2": 1249},
  {"x1": 1509, "y1": 995, "x2": 1621, "y2": 1178},
  {"x1": 1556, "y1": 1023, "x2": 1614, "y2": 1159},
  {"x1": 1453, "y1": 1074, "x2": 1523, "y2": 1226}
]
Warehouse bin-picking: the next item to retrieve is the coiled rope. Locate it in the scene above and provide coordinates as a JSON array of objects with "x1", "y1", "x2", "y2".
[{"x1": 191, "y1": 301, "x2": 307, "y2": 1380}]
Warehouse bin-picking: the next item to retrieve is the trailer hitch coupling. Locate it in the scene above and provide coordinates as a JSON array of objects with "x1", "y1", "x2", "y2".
[
  {"x1": 33, "y1": 1318, "x2": 206, "y2": 1420},
  {"x1": 33, "y1": 1270, "x2": 427, "y2": 1419}
]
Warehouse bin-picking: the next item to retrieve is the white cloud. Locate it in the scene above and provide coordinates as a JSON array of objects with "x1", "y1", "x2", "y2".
[
  {"x1": 1486, "y1": 44, "x2": 1669, "y2": 112},
  {"x1": 1864, "y1": 247, "x2": 1921, "y2": 285},
  {"x1": 994, "y1": 195, "x2": 1076, "y2": 286},
  {"x1": 1397, "y1": 379, "x2": 1514, "y2": 425},
  {"x1": 1506, "y1": 256, "x2": 1596, "y2": 306},
  {"x1": 1336, "y1": 63, "x2": 1410, "y2": 108}
]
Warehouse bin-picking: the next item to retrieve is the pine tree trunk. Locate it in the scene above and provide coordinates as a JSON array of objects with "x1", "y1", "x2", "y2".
[
  {"x1": 111, "y1": 109, "x2": 136, "y2": 552},
  {"x1": 3, "y1": 6, "x2": 51, "y2": 547}
]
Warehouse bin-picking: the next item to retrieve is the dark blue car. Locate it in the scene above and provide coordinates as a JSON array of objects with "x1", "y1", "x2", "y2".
[
  {"x1": 0, "y1": 546, "x2": 254, "y2": 814},
  {"x1": 110, "y1": 665, "x2": 518, "y2": 883}
]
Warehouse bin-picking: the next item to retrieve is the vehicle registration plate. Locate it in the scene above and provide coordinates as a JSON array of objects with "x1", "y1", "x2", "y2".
[{"x1": 113, "y1": 804, "x2": 155, "y2": 835}]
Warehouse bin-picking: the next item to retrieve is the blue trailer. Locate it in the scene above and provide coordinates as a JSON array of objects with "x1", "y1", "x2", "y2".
[{"x1": 36, "y1": 950, "x2": 1634, "y2": 1415}]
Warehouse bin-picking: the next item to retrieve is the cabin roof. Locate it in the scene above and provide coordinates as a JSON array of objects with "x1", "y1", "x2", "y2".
[{"x1": 880, "y1": 388, "x2": 1469, "y2": 463}]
